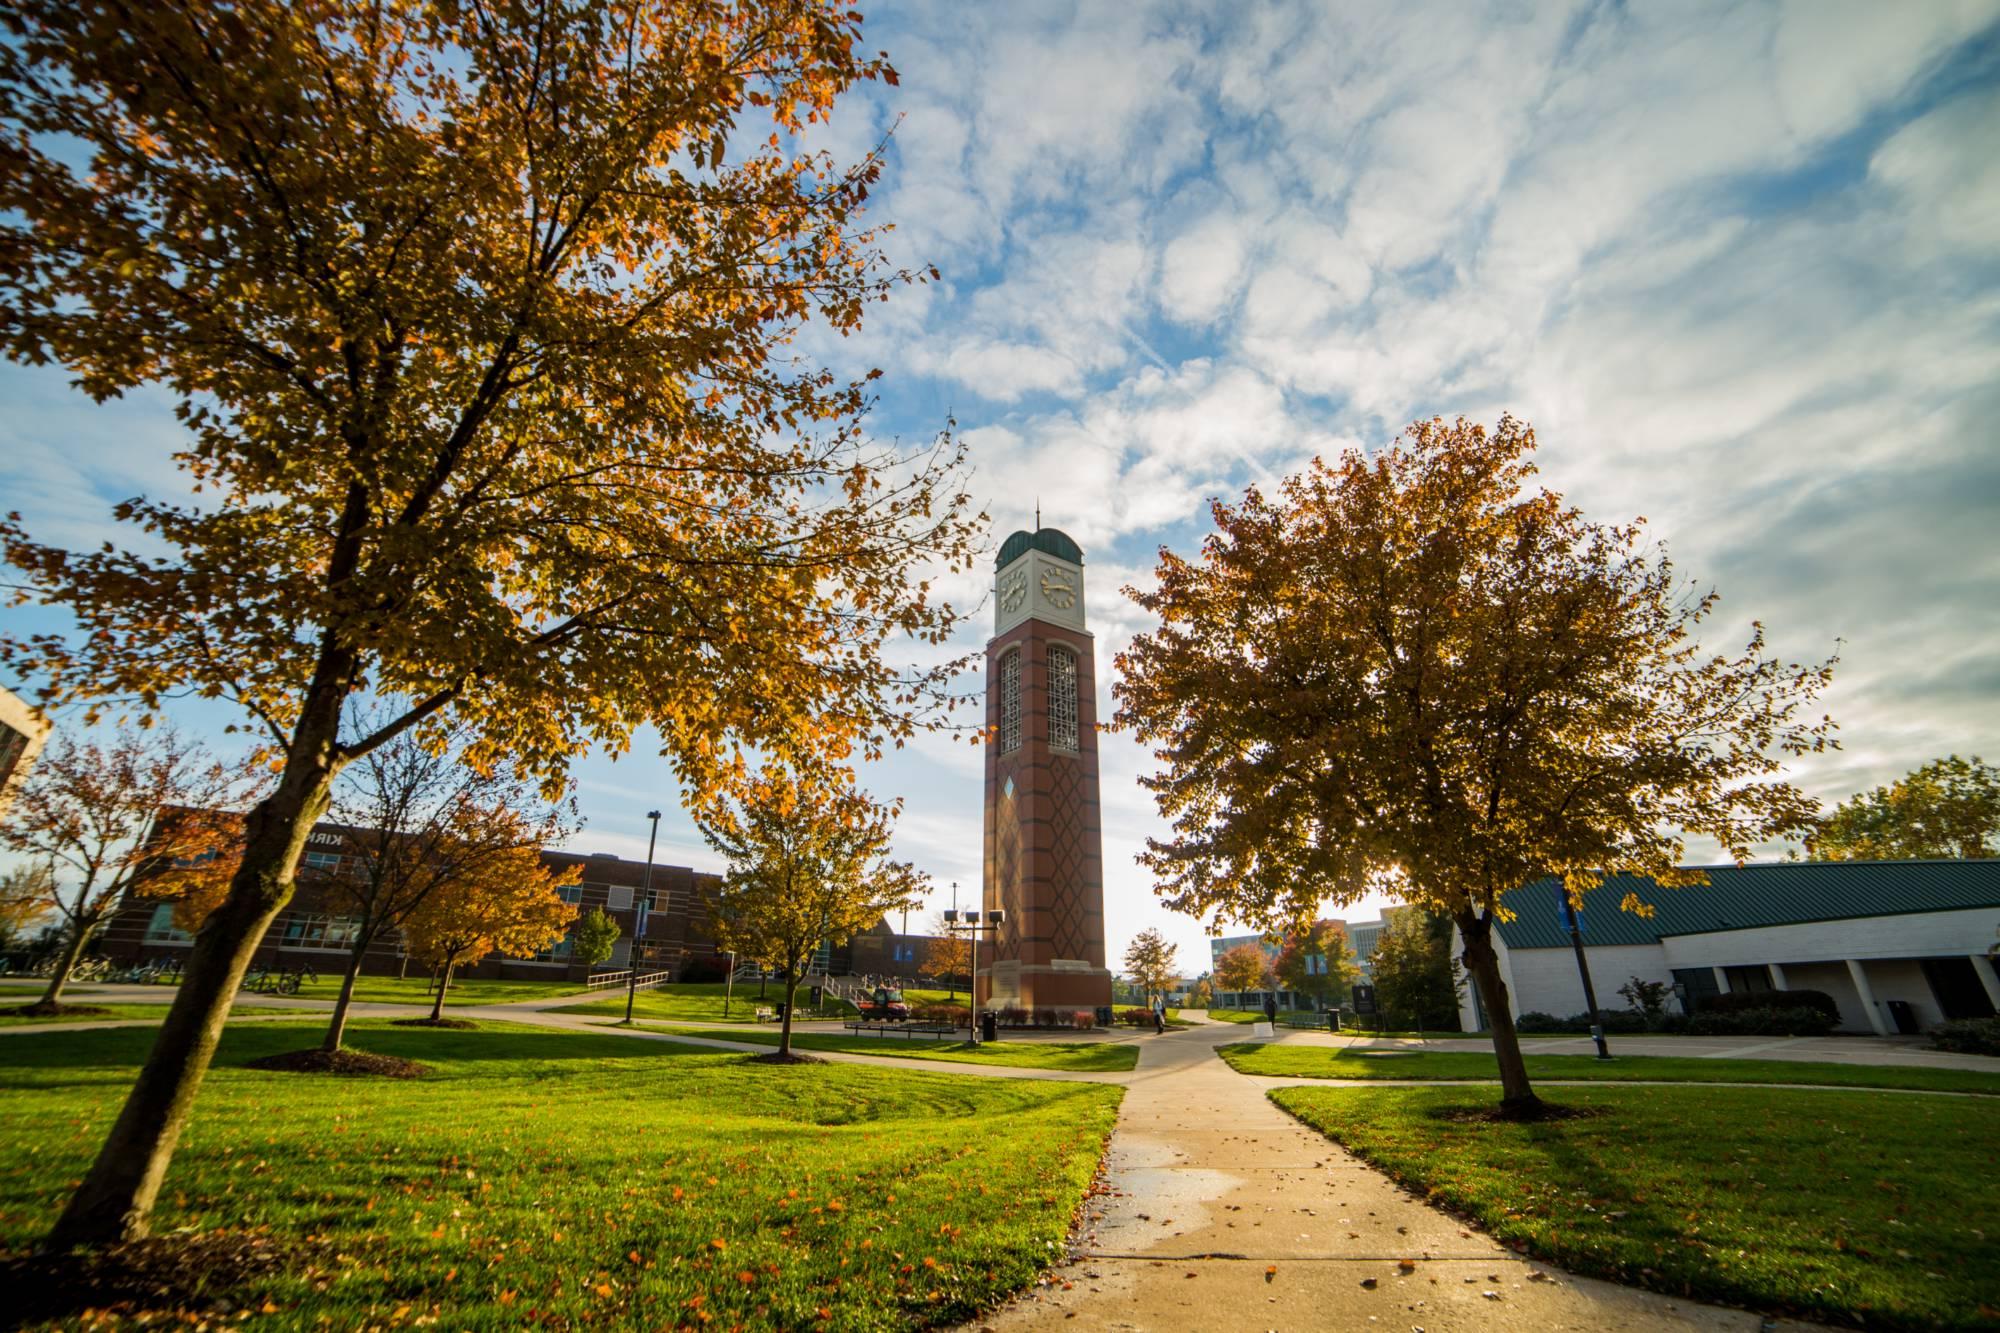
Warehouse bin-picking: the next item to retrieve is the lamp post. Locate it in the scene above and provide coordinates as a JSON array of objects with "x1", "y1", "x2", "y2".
[
  {"x1": 1560, "y1": 883, "x2": 1612, "y2": 1060},
  {"x1": 724, "y1": 949, "x2": 737, "y2": 1018},
  {"x1": 625, "y1": 809, "x2": 661, "y2": 1025},
  {"x1": 942, "y1": 898, "x2": 1005, "y2": 1046}
]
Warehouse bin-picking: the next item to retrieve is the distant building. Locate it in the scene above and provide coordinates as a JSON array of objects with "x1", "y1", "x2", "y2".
[
  {"x1": 0, "y1": 684, "x2": 51, "y2": 818},
  {"x1": 1454, "y1": 860, "x2": 2000, "y2": 1035},
  {"x1": 100, "y1": 817, "x2": 729, "y2": 982}
]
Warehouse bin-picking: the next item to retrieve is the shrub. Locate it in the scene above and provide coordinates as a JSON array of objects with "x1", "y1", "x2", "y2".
[
  {"x1": 911, "y1": 1002, "x2": 970, "y2": 1026},
  {"x1": 1072, "y1": 1010, "x2": 1097, "y2": 1030},
  {"x1": 676, "y1": 953, "x2": 730, "y2": 984},
  {"x1": 1702, "y1": 989, "x2": 1840, "y2": 1022},
  {"x1": 1591, "y1": 1009, "x2": 1649, "y2": 1034},
  {"x1": 1513, "y1": 1011, "x2": 1573, "y2": 1034},
  {"x1": 1931, "y1": 1016, "x2": 2000, "y2": 1056},
  {"x1": 1687, "y1": 1005, "x2": 1835, "y2": 1037},
  {"x1": 1118, "y1": 1007, "x2": 1156, "y2": 1026}
]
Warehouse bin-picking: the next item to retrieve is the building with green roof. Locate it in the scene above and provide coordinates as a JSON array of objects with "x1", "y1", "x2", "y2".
[{"x1": 1456, "y1": 859, "x2": 2000, "y2": 1036}]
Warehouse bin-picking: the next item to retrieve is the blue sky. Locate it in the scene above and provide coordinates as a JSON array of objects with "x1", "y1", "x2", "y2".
[{"x1": 4, "y1": 0, "x2": 1999, "y2": 976}]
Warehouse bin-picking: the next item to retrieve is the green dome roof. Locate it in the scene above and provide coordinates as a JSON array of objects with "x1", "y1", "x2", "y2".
[{"x1": 997, "y1": 527, "x2": 1084, "y2": 569}]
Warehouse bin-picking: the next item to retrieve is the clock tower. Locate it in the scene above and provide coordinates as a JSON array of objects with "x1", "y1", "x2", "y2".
[{"x1": 979, "y1": 527, "x2": 1113, "y2": 1015}]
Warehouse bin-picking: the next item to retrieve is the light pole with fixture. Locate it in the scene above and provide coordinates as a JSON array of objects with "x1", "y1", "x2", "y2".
[
  {"x1": 942, "y1": 888, "x2": 1006, "y2": 1046},
  {"x1": 625, "y1": 809, "x2": 661, "y2": 1025}
]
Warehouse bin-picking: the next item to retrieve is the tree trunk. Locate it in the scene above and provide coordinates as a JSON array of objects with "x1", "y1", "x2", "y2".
[
  {"x1": 430, "y1": 959, "x2": 455, "y2": 1022},
  {"x1": 37, "y1": 919, "x2": 95, "y2": 1010},
  {"x1": 45, "y1": 765, "x2": 336, "y2": 1249},
  {"x1": 1456, "y1": 910, "x2": 1541, "y2": 1117},
  {"x1": 778, "y1": 967, "x2": 800, "y2": 1059},
  {"x1": 322, "y1": 937, "x2": 370, "y2": 1052}
]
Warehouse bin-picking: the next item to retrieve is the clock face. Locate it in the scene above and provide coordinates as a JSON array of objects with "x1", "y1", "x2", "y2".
[
  {"x1": 1039, "y1": 567, "x2": 1076, "y2": 609},
  {"x1": 1000, "y1": 569, "x2": 1028, "y2": 612}
]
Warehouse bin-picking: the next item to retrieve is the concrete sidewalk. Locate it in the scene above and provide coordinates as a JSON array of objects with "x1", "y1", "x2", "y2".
[{"x1": 966, "y1": 1019, "x2": 1824, "y2": 1332}]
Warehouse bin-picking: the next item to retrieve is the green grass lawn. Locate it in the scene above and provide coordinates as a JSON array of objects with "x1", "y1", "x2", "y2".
[
  {"x1": 0, "y1": 1004, "x2": 321, "y2": 1028},
  {"x1": 1218, "y1": 1042, "x2": 2000, "y2": 1095},
  {"x1": 638, "y1": 1023, "x2": 1140, "y2": 1072},
  {"x1": 278, "y1": 975, "x2": 589, "y2": 1008},
  {"x1": 1273, "y1": 1084, "x2": 1999, "y2": 1330},
  {"x1": 1206, "y1": 1007, "x2": 1323, "y2": 1025},
  {"x1": 551, "y1": 982, "x2": 854, "y2": 1025},
  {"x1": 0, "y1": 1020, "x2": 1121, "y2": 1329}
]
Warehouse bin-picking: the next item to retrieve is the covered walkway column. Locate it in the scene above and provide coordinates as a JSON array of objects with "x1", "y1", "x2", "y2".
[
  {"x1": 1767, "y1": 962, "x2": 1790, "y2": 990},
  {"x1": 1973, "y1": 954, "x2": 2000, "y2": 1013},
  {"x1": 1845, "y1": 958, "x2": 1890, "y2": 1036}
]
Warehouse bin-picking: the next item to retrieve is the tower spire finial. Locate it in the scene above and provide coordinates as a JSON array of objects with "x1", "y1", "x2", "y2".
[{"x1": 1035, "y1": 498, "x2": 1041, "y2": 530}]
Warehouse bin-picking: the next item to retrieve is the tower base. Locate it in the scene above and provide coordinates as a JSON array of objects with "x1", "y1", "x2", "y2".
[{"x1": 978, "y1": 961, "x2": 1114, "y2": 1014}]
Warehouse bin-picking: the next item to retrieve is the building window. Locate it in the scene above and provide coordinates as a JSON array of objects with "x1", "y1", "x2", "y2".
[
  {"x1": 999, "y1": 650, "x2": 1022, "y2": 752},
  {"x1": 558, "y1": 884, "x2": 583, "y2": 905},
  {"x1": 533, "y1": 933, "x2": 575, "y2": 963},
  {"x1": 302, "y1": 850, "x2": 341, "y2": 873},
  {"x1": 1048, "y1": 647, "x2": 1078, "y2": 750},
  {"x1": 279, "y1": 914, "x2": 360, "y2": 949},
  {"x1": 144, "y1": 903, "x2": 190, "y2": 944}
]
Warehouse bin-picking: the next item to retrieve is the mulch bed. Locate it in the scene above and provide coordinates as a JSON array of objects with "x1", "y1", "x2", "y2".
[
  {"x1": 390, "y1": 1016, "x2": 478, "y2": 1030},
  {"x1": 3, "y1": 1002, "x2": 115, "y2": 1019},
  {"x1": 243, "y1": 1048, "x2": 428, "y2": 1078},
  {"x1": 749, "y1": 1051, "x2": 827, "y2": 1065},
  {"x1": 1, "y1": 1229, "x2": 315, "y2": 1326}
]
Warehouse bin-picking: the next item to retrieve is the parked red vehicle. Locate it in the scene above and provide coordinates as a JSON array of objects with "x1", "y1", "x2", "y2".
[{"x1": 858, "y1": 987, "x2": 909, "y2": 1020}]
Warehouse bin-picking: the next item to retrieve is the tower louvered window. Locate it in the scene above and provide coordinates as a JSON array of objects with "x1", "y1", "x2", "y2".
[
  {"x1": 999, "y1": 649, "x2": 1022, "y2": 752},
  {"x1": 1049, "y1": 648, "x2": 1078, "y2": 751}
]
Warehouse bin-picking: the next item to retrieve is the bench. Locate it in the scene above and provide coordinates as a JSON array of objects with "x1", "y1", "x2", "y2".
[
  {"x1": 843, "y1": 1020, "x2": 960, "y2": 1041},
  {"x1": 754, "y1": 1007, "x2": 775, "y2": 1023}
]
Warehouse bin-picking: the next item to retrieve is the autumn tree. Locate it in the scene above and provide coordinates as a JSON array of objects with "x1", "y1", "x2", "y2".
[
  {"x1": 1369, "y1": 910, "x2": 1462, "y2": 1030},
  {"x1": 1807, "y1": 756, "x2": 1999, "y2": 861},
  {"x1": 0, "y1": 728, "x2": 257, "y2": 1013},
  {"x1": 1213, "y1": 942, "x2": 1271, "y2": 996},
  {"x1": 926, "y1": 910, "x2": 972, "y2": 997},
  {"x1": 304, "y1": 724, "x2": 575, "y2": 1052},
  {"x1": 1274, "y1": 919, "x2": 1359, "y2": 1009},
  {"x1": 1122, "y1": 928, "x2": 1181, "y2": 1004},
  {"x1": 570, "y1": 907, "x2": 622, "y2": 970},
  {"x1": 704, "y1": 765, "x2": 925, "y2": 1059},
  {"x1": 1116, "y1": 416, "x2": 1834, "y2": 1117},
  {"x1": 402, "y1": 835, "x2": 579, "y2": 1021},
  {"x1": 0, "y1": 0, "x2": 981, "y2": 1245},
  {"x1": 0, "y1": 861, "x2": 54, "y2": 950}
]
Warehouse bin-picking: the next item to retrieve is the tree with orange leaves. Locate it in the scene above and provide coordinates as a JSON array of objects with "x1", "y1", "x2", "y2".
[
  {"x1": 1116, "y1": 416, "x2": 1835, "y2": 1117},
  {"x1": 0, "y1": 727, "x2": 259, "y2": 1013},
  {"x1": 400, "y1": 815, "x2": 579, "y2": 1022},
  {"x1": 0, "y1": 0, "x2": 979, "y2": 1246}
]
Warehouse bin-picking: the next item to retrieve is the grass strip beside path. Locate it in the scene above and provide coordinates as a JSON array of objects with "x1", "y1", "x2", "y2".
[
  {"x1": 639, "y1": 1023, "x2": 1140, "y2": 1072},
  {"x1": 284, "y1": 976, "x2": 589, "y2": 1009},
  {"x1": 1273, "y1": 1084, "x2": 1999, "y2": 1330},
  {"x1": 550, "y1": 983, "x2": 839, "y2": 1025},
  {"x1": 0, "y1": 1020, "x2": 1121, "y2": 1330},
  {"x1": 0, "y1": 1004, "x2": 323, "y2": 1029},
  {"x1": 1219, "y1": 1043, "x2": 2000, "y2": 1095}
]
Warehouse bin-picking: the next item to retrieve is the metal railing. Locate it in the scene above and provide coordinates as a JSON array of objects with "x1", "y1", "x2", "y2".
[{"x1": 580, "y1": 968, "x2": 673, "y2": 992}]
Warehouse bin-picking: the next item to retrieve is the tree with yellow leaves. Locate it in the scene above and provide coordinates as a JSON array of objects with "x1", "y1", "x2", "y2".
[
  {"x1": 704, "y1": 765, "x2": 925, "y2": 1059},
  {"x1": 1115, "y1": 417, "x2": 1835, "y2": 1117},
  {"x1": 1, "y1": 0, "x2": 979, "y2": 1246}
]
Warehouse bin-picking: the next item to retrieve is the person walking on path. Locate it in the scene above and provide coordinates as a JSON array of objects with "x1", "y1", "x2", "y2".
[
  {"x1": 1152, "y1": 997, "x2": 1166, "y2": 1034},
  {"x1": 1262, "y1": 992, "x2": 1278, "y2": 1024}
]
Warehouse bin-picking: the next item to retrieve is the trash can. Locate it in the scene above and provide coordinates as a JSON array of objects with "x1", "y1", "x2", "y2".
[
  {"x1": 979, "y1": 1010, "x2": 999, "y2": 1043},
  {"x1": 773, "y1": 1002, "x2": 787, "y2": 1022},
  {"x1": 1884, "y1": 999, "x2": 1920, "y2": 1035},
  {"x1": 1327, "y1": 1009, "x2": 1341, "y2": 1033},
  {"x1": 1094, "y1": 1005, "x2": 1113, "y2": 1028}
]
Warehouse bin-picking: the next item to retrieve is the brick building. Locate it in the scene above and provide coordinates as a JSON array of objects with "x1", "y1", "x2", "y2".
[{"x1": 98, "y1": 818, "x2": 728, "y2": 982}]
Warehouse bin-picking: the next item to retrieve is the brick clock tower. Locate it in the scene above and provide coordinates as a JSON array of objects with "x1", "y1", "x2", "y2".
[{"x1": 978, "y1": 527, "x2": 1114, "y2": 1014}]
